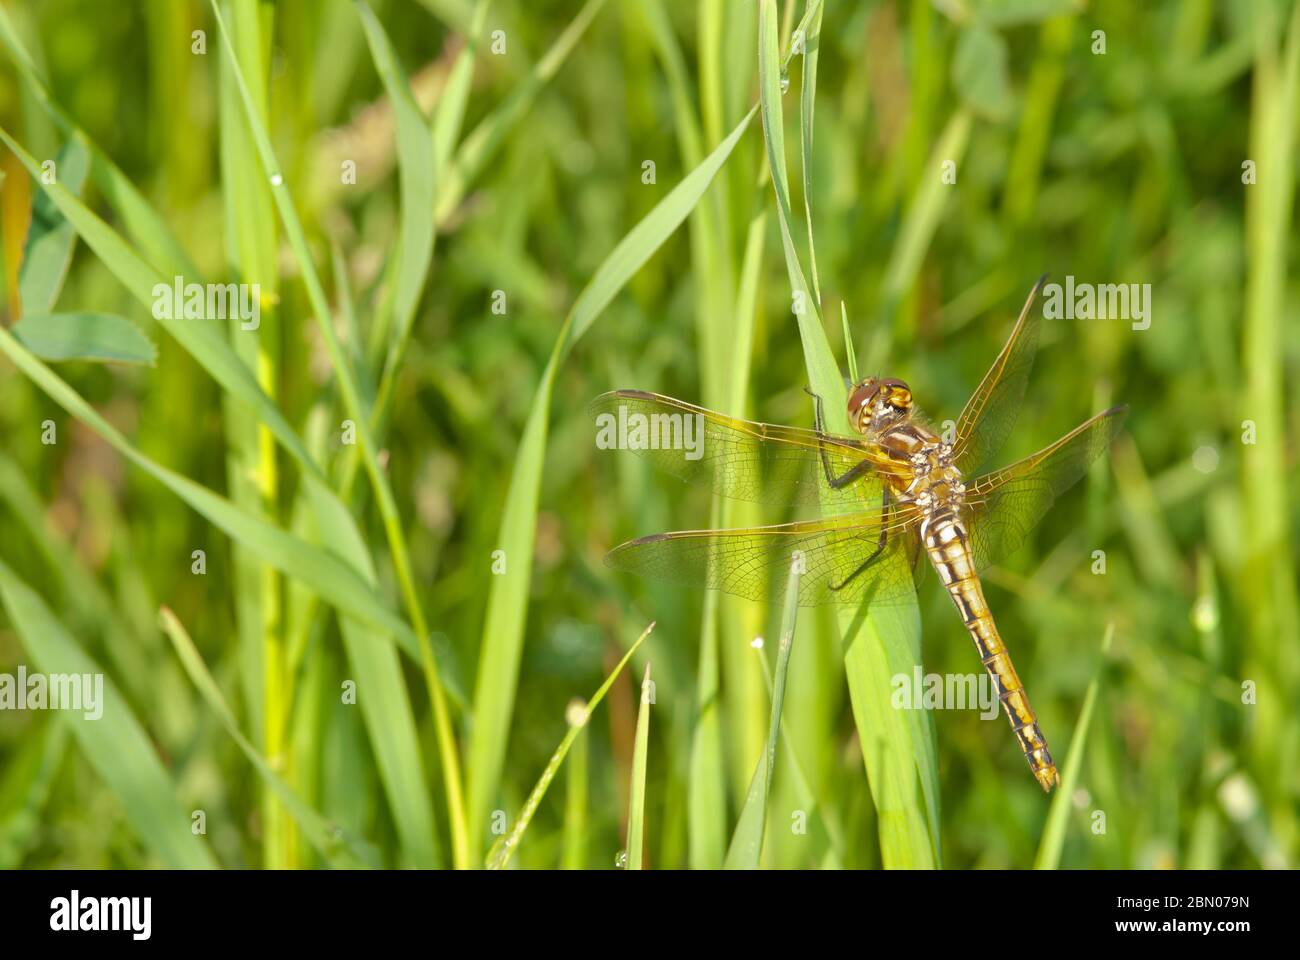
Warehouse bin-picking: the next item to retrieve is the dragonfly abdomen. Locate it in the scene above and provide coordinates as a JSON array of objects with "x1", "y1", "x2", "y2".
[{"x1": 921, "y1": 510, "x2": 1060, "y2": 793}]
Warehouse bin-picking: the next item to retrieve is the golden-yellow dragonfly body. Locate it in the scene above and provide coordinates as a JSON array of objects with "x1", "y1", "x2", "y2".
[{"x1": 593, "y1": 277, "x2": 1125, "y2": 792}]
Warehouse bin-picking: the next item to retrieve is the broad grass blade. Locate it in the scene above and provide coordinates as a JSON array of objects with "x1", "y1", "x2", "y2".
[
  {"x1": 17, "y1": 135, "x2": 88, "y2": 313},
  {"x1": 0, "y1": 562, "x2": 218, "y2": 869},
  {"x1": 724, "y1": 558, "x2": 800, "y2": 869},
  {"x1": 12, "y1": 312, "x2": 155, "y2": 364}
]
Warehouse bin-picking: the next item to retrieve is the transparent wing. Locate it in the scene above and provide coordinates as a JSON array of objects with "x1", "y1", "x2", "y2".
[
  {"x1": 964, "y1": 405, "x2": 1128, "y2": 571},
  {"x1": 951, "y1": 276, "x2": 1047, "y2": 476},
  {"x1": 605, "y1": 505, "x2": 925, "y2": 607},
  {"x1": 591, "y1": 390, "x2": 894, "y2": 515}
]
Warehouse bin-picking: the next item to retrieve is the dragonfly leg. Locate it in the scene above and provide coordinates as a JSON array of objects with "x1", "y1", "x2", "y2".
[
  {"x1": 805, "y1": 388, "x2": 876, "y2": 489},
  {"x1": 830, "y1": 488, "x2": 891, "y2": 592}
]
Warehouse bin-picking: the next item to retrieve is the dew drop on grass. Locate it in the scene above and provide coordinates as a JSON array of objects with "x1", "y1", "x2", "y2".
[
  {"x1": 615, "y1": 850, "x2": 628, "y2": 869},
  {"x1": 270, "y1": 173, "x2": 283, "y2": 186},
  {"x1": 565, "y1": 698, "x2": 588, "y2": 726},
  {"x1": 779, "y1": 74, "x2": 790, "y2": 95},
  {"x1": 1191, "y1": 595, "x2": 1218, "y2": 632}
]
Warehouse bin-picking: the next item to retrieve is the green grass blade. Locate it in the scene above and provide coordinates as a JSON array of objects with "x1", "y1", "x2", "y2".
[
  {"x1": 842, "y1": 601, "x2": 938, "y2": 867},
  {"x1": 302, "y1": 478, "x2": 443, "y2": 869},
  {"x1": 560, "y1": 699, "x2": 590, "y2": 869},
  {"x1": 563, "y1": 104, "x2": 756, "y2": 357},
  {"x1": 872, "y1": 105, "x2": 972, "y2": 373},
  {"x1": 435, "y1": 0, "x2": 609, "y2": 224},
  {"x1": 0, "y1": 561, "x2": 218, "y2": 869},
  {"x1": 355, "y1": 0, "x2": 436, "y2": 348},
  {"x1": 724, "y1": 558, "x2": 800, "y2": 869},
  {"x1": 769, "y1": 700, "x2": 848, "y2": 868},
  {"x1": 0, "y1": 325, "x2": 419, "y2": 650},
  {"x1": 688, "y1": 599, "x2": 727, "y2": 866},
  {"x1": 1239, "y1": 0, "x2": 1300, "y2": 825},
  {"x1": 1035, "y1": 623, "x2": 1114, "y2": 869},
  {"x1": 757, "y1": 0, "x2": 939, "y2": 868},
  {"x1": 841, "y1": 301, "x2": 858, "y2": 383},
  {"x1": 11, "y1": 312, "x2": 156, "y2": 364},
  {"x1": 729, "y1": 216, "x2": 768, "y2": 414},
  {"x1": 798, "y1": 0, "x2": 823, "y2": 305},
  {"x1": 756, "y1": 0, "x2": 835, "y2": 387},
  {"x1": 468, "y1": 106, "x2": 756, "y2": 861},
  {"x1": 626, "y1": 662, "x2": 653, "y2": 870},
  {"x1": 330, "y1": 240, "x2": 367, "y2": 379},
  {"x1": 158, "y1": 607, "x2": 377, "y2": 869},
  {"x1": 351, "y1": 0, "x2": 448, "y2": 472},
  {"x1": 0, "y1": 165, "x2": 8, "y2": 312},
  {"x1": 432, "y1": 0, "x2": 492, "y2": 174},
  {"x1": 216, "y1": 0, "x2": 286, "y2": 869},
  {"x1": 485, "y1": 622, "x2": 653, "y2": 869},
  {"x1": 17, "y1": 135, "x2": 88, "y2": 313},
  {"x1": 686, "y1": 209, "x2": 768, "y2": 869},
  {"x1": 218, "y1": 0, "x2": 277, "y2": 290},
  {"x1": 880, "y1": 108, "x2": 972, "y2": 302}
]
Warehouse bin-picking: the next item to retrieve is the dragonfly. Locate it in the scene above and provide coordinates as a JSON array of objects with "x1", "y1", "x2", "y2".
[{"x1": 591, "y1": 276, "x2": 1126, "y2": 792}]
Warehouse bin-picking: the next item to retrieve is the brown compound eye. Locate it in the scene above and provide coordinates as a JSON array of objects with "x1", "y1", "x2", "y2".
[
  {"x1": 846, "y1": 380, "x2": 879, "y2": 424},
  {"x1": 879, "y1": 378, "x2": 913, "y2": 412}
]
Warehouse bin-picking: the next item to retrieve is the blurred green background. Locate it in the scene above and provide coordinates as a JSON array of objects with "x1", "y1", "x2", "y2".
[{"x1": 0, "y1": 0, "x2": 1296, "y2": 869}]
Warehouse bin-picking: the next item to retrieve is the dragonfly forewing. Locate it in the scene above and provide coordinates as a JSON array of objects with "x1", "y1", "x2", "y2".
[
  {"x1": 591, "y1": 390, "x2": 894, "y2": 514},
  {"x1": 963, "y1": 404, "x2": 1128, "y2": 572},
  {"x1": 951, "y1": 275, "x2": 1047, "y2": 477}
]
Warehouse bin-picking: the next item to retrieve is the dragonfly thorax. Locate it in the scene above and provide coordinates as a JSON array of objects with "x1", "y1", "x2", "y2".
[{"x1": 891, "y1": 437, "x2": 966, "y2": 513}]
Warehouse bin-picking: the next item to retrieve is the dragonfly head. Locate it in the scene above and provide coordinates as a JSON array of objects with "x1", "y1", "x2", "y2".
[{"x1": 847, "y1": 378, "x2": 913, "y2": 433}]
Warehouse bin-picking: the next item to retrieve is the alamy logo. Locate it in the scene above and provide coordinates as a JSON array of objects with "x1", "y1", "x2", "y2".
[
  {"x1": 50, "y1": 890, "x2": 151, "y2": 940},
  {"x1": 595, "y1": 404, "x2": 705, "y2": 461},
  {"x1": 0, "y1": 666, "x2": 103, "y2": 720},
  {"x1": 152, "y1": 276, "x2": 261, "y2": 330},
  {"x1": 891, "y1": 667, "x2": 1000, "y2": 719},
  {"x1": 1041, "y1": 275, "x2": 1151, "y2": 330}
]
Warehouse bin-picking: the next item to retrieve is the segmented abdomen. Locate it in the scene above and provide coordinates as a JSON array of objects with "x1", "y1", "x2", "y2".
[{"x1": 921, "y1": 509, "x2": 1060, "y2": 792}]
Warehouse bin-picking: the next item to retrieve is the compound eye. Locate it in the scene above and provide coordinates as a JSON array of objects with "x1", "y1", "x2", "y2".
[
  {"x1": 880, "y1": 380, "x2": 912, "y2": 410},
  {"x1": 846, "y1": 381, "x2": 878, "y2": 416}
]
